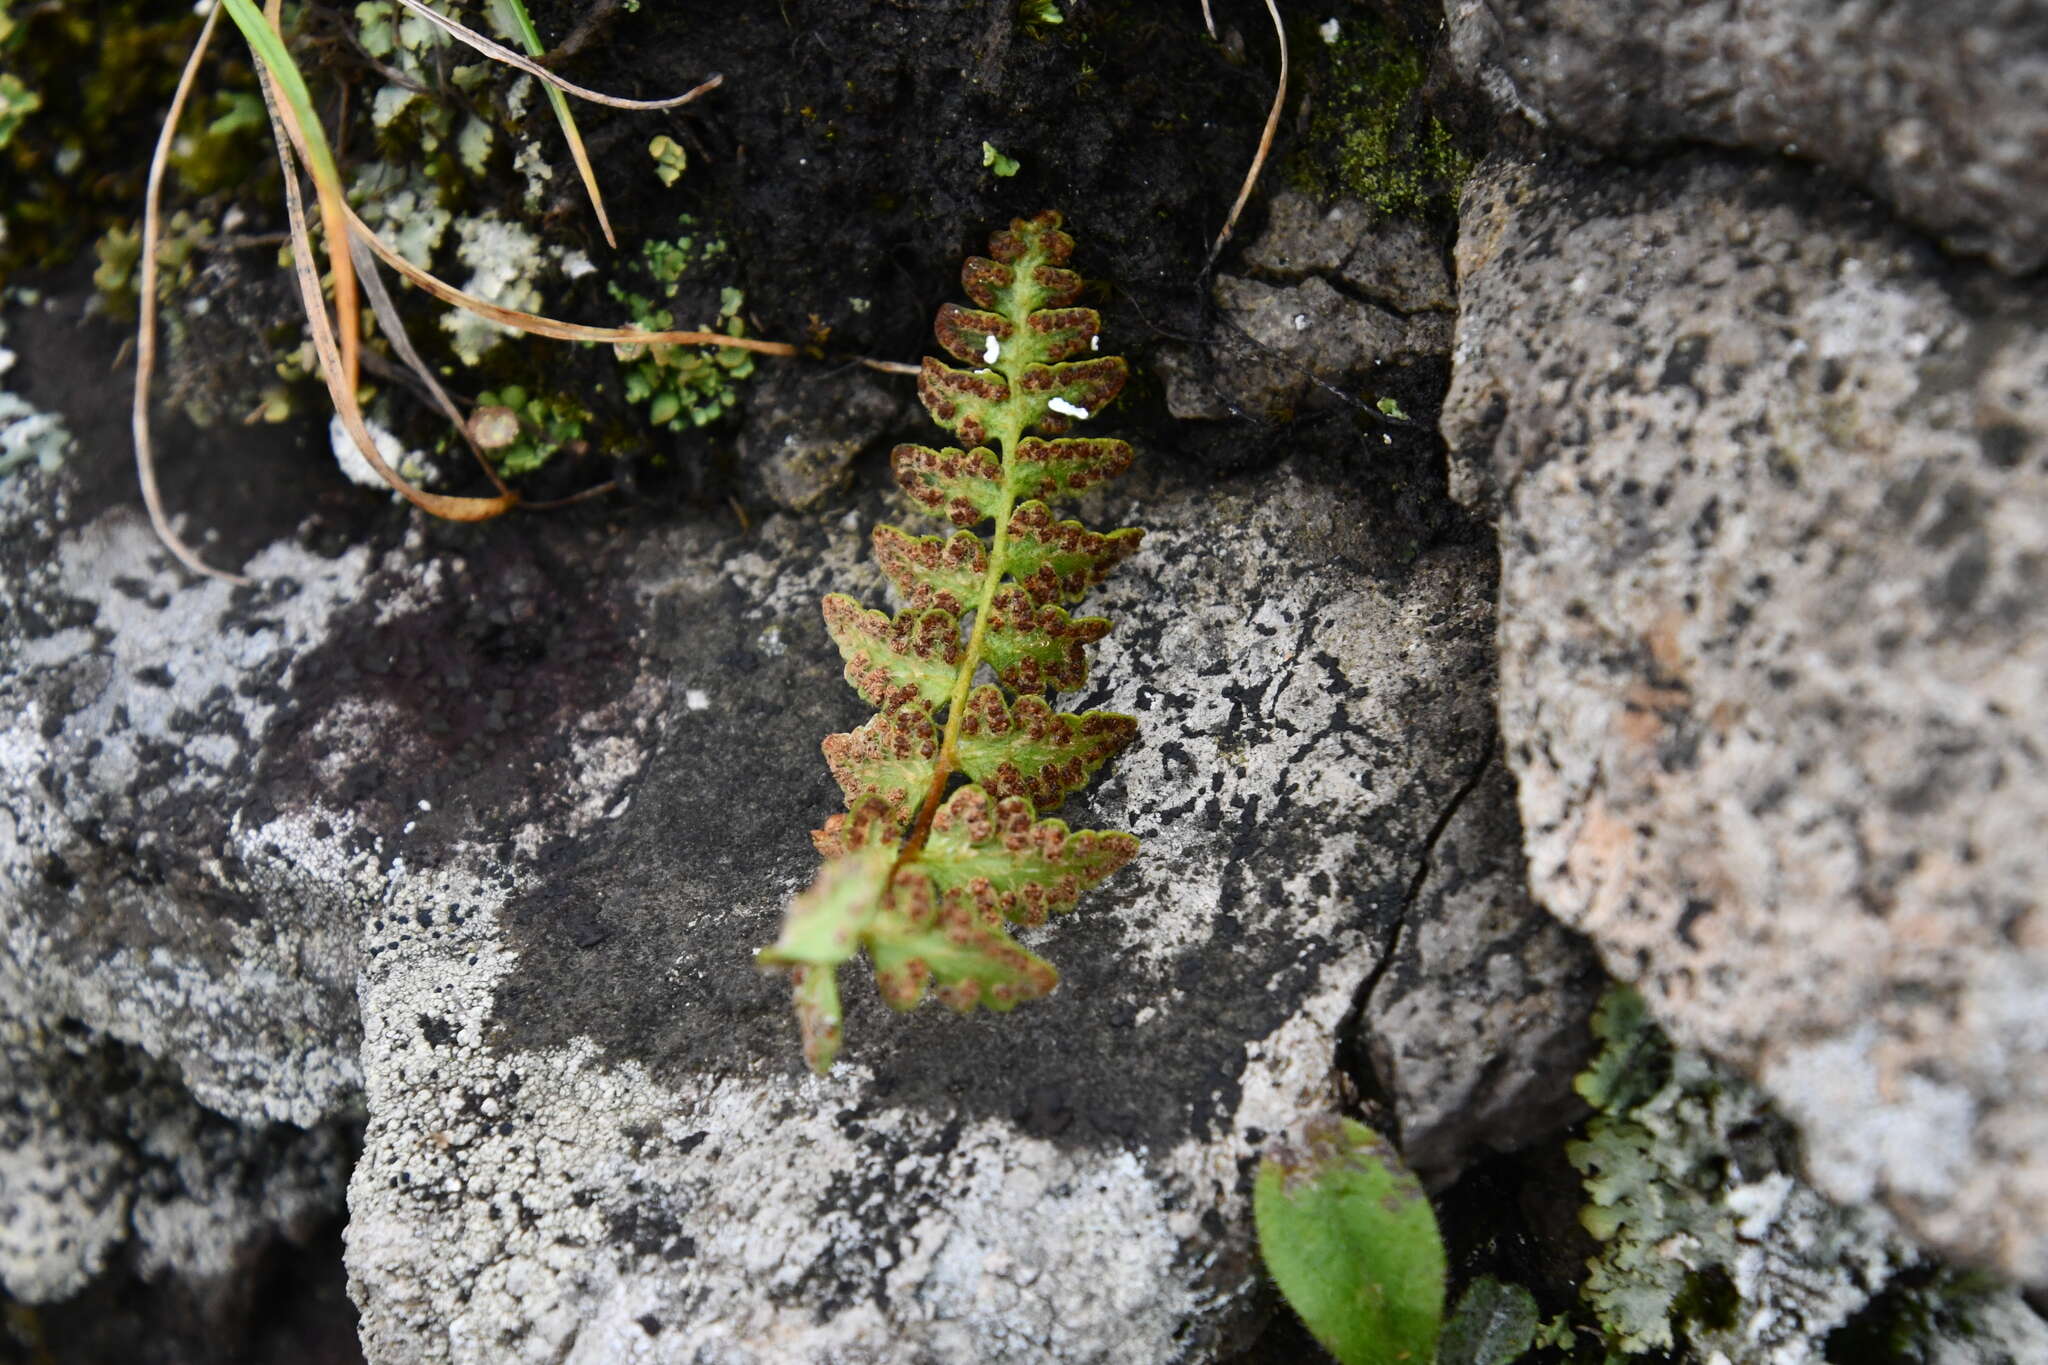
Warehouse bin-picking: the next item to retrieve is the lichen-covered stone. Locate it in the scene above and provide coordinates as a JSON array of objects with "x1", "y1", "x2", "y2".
[
  {"x1": 1446, "y1": 0, "x2": 2048, "y2": 273},
  {"x1": 1443, "y1": 151, "x2": 2048, "y2": 1282},
  {"x1": 341, "y1": 454, "x2": 1503, "y2": 1363}
]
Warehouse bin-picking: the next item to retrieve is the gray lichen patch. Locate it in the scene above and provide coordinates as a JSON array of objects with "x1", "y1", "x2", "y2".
[{"x1": 1442, "y1": 150, "x2": 2048, "y2": 1281}]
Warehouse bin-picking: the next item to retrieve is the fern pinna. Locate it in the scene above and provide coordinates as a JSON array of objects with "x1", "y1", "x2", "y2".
[{"x1": 759, "y1": 212, "x2": 1143, "y2": 1073}]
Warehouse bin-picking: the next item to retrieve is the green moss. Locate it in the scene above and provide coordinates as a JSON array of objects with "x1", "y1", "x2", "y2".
[
  {"x1": 1290, "y1": 14, "x2": 1471, "y2": 220},
  {"x1": 608, "y1": 220, "x2": 755, "y2": 432}
]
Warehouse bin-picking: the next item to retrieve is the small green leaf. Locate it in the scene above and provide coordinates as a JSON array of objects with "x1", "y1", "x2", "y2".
[
  {"x1": 960, "y1": 214, "x2": 1083, "y2": 316},
  {"x1": 1376, "y1": 396, "x2": 1408, "y2": 419},
  {"x1": 756, "y1": 839, "x2": 891, "y2": 970},
  {"x1": 891, "y1": 441, "x2": 1005, "y2": 526},
  {"x1": 917, "y1": 786, "x2": 1137, "y2": 925},
  {"x1": 980, "y1": 585, "x2": 1111, "y2": 694},
  {"x1": 788, "y1": 965, "x2": 844, "y2": 1073},
  {"x1": 1008, "y1": 436, "x2": 1135, "y2": 504},
  {"x1": 872, "y1": 523, "x2": 988, "y2": 615},
  {"x1": 1440, "y1": 1276, "x2": 1539, "y2": 1365},
  {"x1": 866, "y1": 867, "x2": 1059, "y2": 1013},
  {"x1": 820, "y1": 595, "x2": 963, "y2": 710},
  {"x1": 823, "y1": 707, "x2": 939, "y2": 825},
  {"x1": 981, "y1": 140, "x2": 1021, "y2": 178},
  {"x1": 1003, "y1": 501, "x2": 1144, "y2": 605},
  {"x1": 1255, "y1": 1118, "x2": 1447, "y2": 1365},
  {"x1": 1014, "y1": 357, "x2": 1128, "y2": 436},
  {"x1": 1017, "y1": 305, "x2": 1103, "y2": 366},
  {"x1": 955, "y1": 686, "x2": 1136, "y2": 811},
  {"x1": 916, "y1": 358, "x2": 1012, "y2": 447}
]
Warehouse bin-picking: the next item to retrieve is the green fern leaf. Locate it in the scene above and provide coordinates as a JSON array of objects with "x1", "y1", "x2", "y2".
[
  {"x1": 1011, "y1": 357, "x2": 1128, "y2": 436},
  {"x1": 768, "y1": 212, "x2": 1144, "y2": 1073},
  {"x1": 919, "y1": 786, "x2": 1138, "y2": 926},
  {"x1": 891, "y1": 442, "x2": 1005, "y2": 526},
  {"x1": 822, "y1": 707, "x2": 939, "y2": 826},
  {"x1": 916, "y1": 358, "x2": 1010, "y2": 448},
  {"x1": 871, "y1": 524, "x2": 988, "y2": 614},
  {"x1": 820, "y1": 594, "x2": 962, "y2": 710},
  {"x1": 867, "y1": 866, "x2": 1060, "y2": 1013},
  {"x1": 1009, "y1": 435, "x2": 1135, "y2": 503},
  {"x1": 1003, "y1": 502, "x2": 1144, "y2": 605},
  {"x1": 980, "y1": 586, "x2": 1112, "y2": 694},
  {"x1": 955, "y1": 686, "x2": 1135, "y2": 811}
]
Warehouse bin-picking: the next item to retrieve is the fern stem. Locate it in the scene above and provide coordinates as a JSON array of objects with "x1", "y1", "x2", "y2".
[{"x1": 900, "y1": 410, "x2": 1025, "y2": 861}]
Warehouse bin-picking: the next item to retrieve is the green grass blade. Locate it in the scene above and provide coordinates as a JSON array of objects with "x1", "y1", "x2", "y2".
[{"x1": 489, "y1": 0, "x2": 616, "y2": 246}]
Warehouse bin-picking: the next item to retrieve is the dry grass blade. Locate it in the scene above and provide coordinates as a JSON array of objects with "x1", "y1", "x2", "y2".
[
  {"x1": 348, "y1": 233, "x2": 510, "y2": 497},
  {"x1": 255, "y1": 62, "x2": 514, "y2": 521},
  {"x1": 343, "y1": 205, "x2": 798, "y2": 355},
  {"x1": 491, "y1": 0, "x2": 616, "y2": 248},
  {"x1": 1207, "y1": 0, "x2": 1288, "y2": 268},
  {"x1": 388, "y1": 0, "x2": 721, "y2": 112},
  {"x1": 133, "y1": 0, "x2": 249, "y2": 583}
]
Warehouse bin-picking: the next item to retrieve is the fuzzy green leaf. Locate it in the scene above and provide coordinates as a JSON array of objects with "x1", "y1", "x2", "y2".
[
  {"x1": 1009, "y1": 436, "x2": 1135, "y2": 504},
  {"x1": 935, "y1": 301, "x2": 1103, "y2": 371},
  {"x1": 757, "y1": 833, "x2": 894, "y2": 1074},
  {"x1": 820, "y1": 595, "x2": 963, "y2": 710},
  {"x1": 955, "y1": 686, "x2": 1135, "y2": 811},
  {"x1": 1440, "y1": 1276, "x2": 1540, "y2": 1365},
  {"x1": 980, "y1": 585, "x2": 1111, "y2": 694},
  {"x1": 1254, "y1": 1117, "x2": 1447, "y2": 1365},
  {"x1": 1003, "y1": 501, "x2": 1144, "y2": 605},
  {"x1": 917, "y1": 786, "x2": 1137, "y2": 926},
  {"x1": 916, "y1": 357, "x2": 1010, "y2": 447},
  {"x1": 891, "y1": 442, "x2": 1004, "y2": 526},
  {"x1": 866, "y1": 866, "x2": 1059, "y2": 1014},
  {"x1": 1013, "y1": 357, "x2": 1128, "y2": 436},
  {"x1": 872, "y1": 523, "x2": 988, "y2": 615},
  {"x1": 823, "y1": 706, "x2": 939, "y2": 826}
]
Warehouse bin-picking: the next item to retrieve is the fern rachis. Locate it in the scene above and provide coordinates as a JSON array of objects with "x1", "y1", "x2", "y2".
[{"x1": 759, "y1": 212, "x2": 1144, "y2": 1073}]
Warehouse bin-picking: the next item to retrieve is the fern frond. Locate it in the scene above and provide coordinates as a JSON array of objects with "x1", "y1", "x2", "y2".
[{"x1": 761, "y1": 212, "x2": 1145, "y2": 1072}]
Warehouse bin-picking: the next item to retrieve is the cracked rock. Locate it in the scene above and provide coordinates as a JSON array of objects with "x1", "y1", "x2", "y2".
[
  {"x1": 1163, "y1": 194, "x2": 1455, "y2": 422},
  {"x1": 1358, "y1": 759, "x2": 1605, "y2": 1186},
  {"x1": 1442, "y1": 150, "x2": 2048, "y2": 1283}
]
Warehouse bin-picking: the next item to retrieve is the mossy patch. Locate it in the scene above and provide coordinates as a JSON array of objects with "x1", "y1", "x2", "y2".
[{"x1": 1289, "y1": 13, "x2": 1471, "y2": 222}]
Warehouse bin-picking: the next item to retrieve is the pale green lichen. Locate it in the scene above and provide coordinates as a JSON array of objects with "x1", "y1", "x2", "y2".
[
  {"x1": 0, "y1": 317, "x2": 73, "y2": 476},
  {"x1": 1569, "y1": 987, "x2": 2048, "y2": 1363}
]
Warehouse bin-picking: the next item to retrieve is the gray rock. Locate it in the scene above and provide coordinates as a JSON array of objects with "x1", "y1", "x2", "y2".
[
  {"x1": 1359, "y1": 759, "x2": 1604, "y2": 1185},
  {"x1": 1442, "y1": 151, "x2": 2048, "y2": 1282},
  {"x1": 1446, "y1": 0, "x2": 2048, "y2": 273},
  {"x1": 1164, "y1": 193, "x2": 1455, "y2": 422},
  {"x1": 738, "y1": 369, "x2": 904, "y2": 513},
  {"x1": 1241, "y1": 192, "x2": 1456, "y2": 314},
  {"x1": 0, "y1": 1014, "x2": 351, "y2": 1304},
  {"x1": 342, "y1": 454, "x2": 1504, "y2": 1363}
]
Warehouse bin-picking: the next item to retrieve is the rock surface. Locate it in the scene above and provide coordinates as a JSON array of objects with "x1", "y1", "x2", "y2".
[
  {"x1": 342, "y1": 450, "x2": 1503, "y2": 1363},
  {"x1": 1446, "y1": 0, "x2": 2048, "y2": 273},
  {"x1": 1161, "y1": 192, "x2": 1455, "y2": 422},
  {"x1": 2, "y1": 282, "x2": 1621, "y2": 1356},
  {"x1": 1358, "y1": 759, "x2": 1604, "y2": 1185},
  {"x1": 1443, "y1": 150, "x2": 2048, "y2": 1282}
]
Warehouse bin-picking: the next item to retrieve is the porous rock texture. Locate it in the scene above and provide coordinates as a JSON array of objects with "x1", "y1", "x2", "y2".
[
  {"x1": 1445, "y1": 0, "x2": 2048, "y2": 273},
  {"x1": 1442, "y1": 149, "x2": 2048, "y2": 1283},
  {"x1": 0, "y1": 266, "x2": 1613, "y2": 1356}
]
